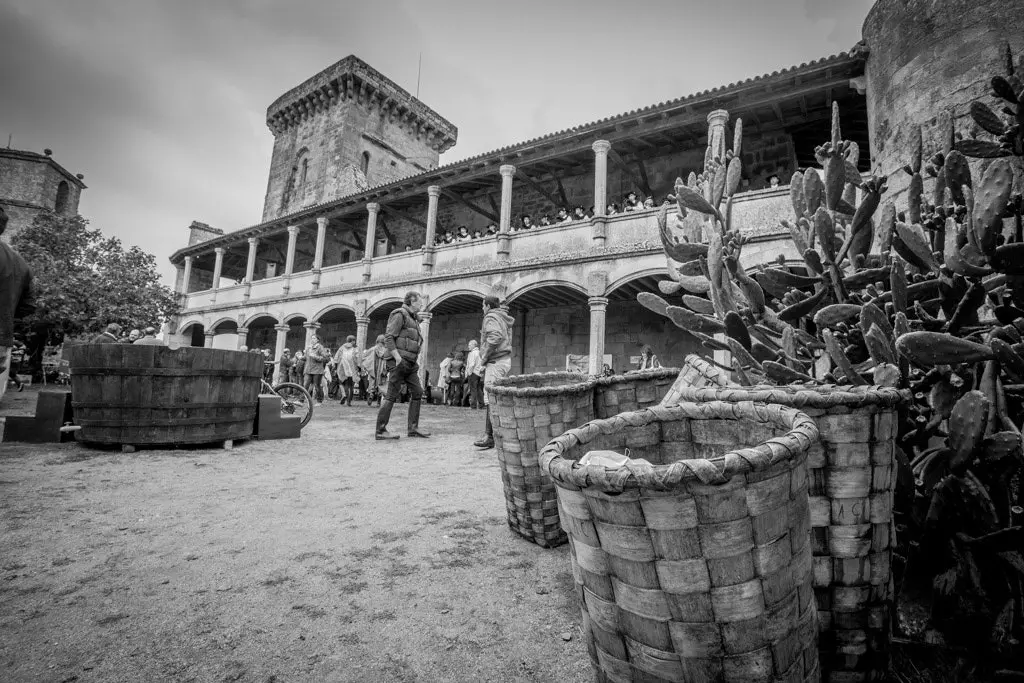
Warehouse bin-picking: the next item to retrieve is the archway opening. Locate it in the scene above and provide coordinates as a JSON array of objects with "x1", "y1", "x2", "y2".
[
  {"x1": 504, "y1": 284, "x2": 589, "y2": 374},
  {"x1": 605, "y1": 272, "x2": 699, "y2": 371},
  {"x1": 180, "y1": 323, "x2": 205, "y2": 348},
  {"x1": 315, "y1": 308, "x2": 356, "y2": 352},
  {"x1": 245, "y1": 315, "x2": 279, "y2": 353}
]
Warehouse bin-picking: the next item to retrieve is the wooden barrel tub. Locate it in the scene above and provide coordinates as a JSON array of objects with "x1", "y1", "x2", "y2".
[{"x1": 68, "y1": 345, "x2": 262, "y2": 447}]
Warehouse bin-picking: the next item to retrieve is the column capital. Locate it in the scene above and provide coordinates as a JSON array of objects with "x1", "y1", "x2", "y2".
[
  {"x1": 287, "y1": 224, "x2": 301, "y2": 236},
  {"x1": 499, "y1": 164, "x2": 516, "y2": 178},
  {"x1": 214, "y1": 247, "x2": 226, "y2": 256},
  {"x1": 273, "y1": 324, "x2": 289, "y2": 332},
  {"x1": 707, "y1": 109, "x2": 730, "y2": 126},
  {"x1": 427, "y1": 185, "x2": 441, "y2": 198},
  {"x1": 204, "y1": 331, "x2": 216, "y2": 338},
  {"x1": 417, "y1": 311, "x2": 433, "y2": 322},
  {"x1": 247, "y1": 236, "x2": 259, "y2": 246},
  {"x1": 316, "y1": 216, "x2": 328, "y2": 228},
  {"x1": 592, "y1": 140, "x2": 612, "y2": 155},
  {"x1": 184, "y1": 254, "x2": 194, "y2": 263},
  {"x1": 237, "y1": 325, "x2": 249, "y2": 332},
  {"x1": 356, "y1": 316, "x2": 370, "y2": 325},
  {"x1": 366, "y1": 201, "x2": 380, "y2": 214},
  {"x1": 588, "y1": 296, "x2": 609, "y2": 309},
  {"x1": 303, "y1": 321, "x2": 321, "y2": 330}
]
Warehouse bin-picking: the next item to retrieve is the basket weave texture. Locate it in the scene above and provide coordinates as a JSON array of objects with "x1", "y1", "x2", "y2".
[
  {"x1": 594, "y1": 368, "x2": 681, "y2": 419},
  {"x1": 659, "y1": 354, "x2": 736, "y2": 406},
  {"x1": 541, "y1": 401, "x2": 821, "y2": 683},
  {"x1": 487, "y1": 372, "x2": 598, "y2": 547},
  {"x1": 666, "y1": 383, "x2": 907, "y2": 681}
]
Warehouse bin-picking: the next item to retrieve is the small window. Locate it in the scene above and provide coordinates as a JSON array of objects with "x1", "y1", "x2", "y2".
[
  {"x1": 301, "y1": 158, "x2": 309, "y2": 185},
  {"x1": 361, "y1": 151, "x2": 371, "y2": 176},
  {"x1": 55, "y1": 181, "x2": 69, "y2": 214}
]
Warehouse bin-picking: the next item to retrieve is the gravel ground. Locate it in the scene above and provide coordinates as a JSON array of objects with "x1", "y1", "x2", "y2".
[{"x1": 0, "y1": 389, "x2": 591, "y2": 683}]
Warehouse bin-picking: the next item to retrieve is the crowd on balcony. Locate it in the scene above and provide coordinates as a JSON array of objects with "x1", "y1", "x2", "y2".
[{"x1": 431, "y1": 190, "x2": 659, "y2": 246}]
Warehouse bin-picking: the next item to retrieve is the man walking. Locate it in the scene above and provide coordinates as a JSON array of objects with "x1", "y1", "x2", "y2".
[
  {"x1": 375, "y1": 291, "x2": 430, "y2": 440},
  {"x1": 465, "y1": 339, "x2": 483, "y2": 409},
  {"x1": 0, "y1": 207, "x2": 35, "y2": 401},
  {"x1": 474, "y1": 296, "x2": 515, "y2": 449}
]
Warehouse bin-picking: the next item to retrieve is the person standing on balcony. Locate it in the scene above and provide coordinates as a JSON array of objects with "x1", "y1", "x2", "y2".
[
  {"x1": 375, "y1": 291, "x2": 430, "y2": 440},
  {"x1": 473, "y1": 296, "x2": 514, "y2": 450},
  {"x1": 465, "y1": 339, "x2": 483, "y2": 409}
]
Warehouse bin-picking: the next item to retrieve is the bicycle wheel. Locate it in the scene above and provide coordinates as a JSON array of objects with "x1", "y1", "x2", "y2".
[{"x1": 273, "y1": 382, "x2": 314, "y2": 429}]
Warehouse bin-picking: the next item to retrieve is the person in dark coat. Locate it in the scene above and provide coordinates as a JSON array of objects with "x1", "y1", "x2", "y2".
[
  {"x1": 0, "y1": 207, "x2": 36, "y2": 399},
  {"x1": 375, "y1": 291, "x2": 430, "y2": 440},
  {"x1": 90, "y1": 323, "x2": 122, "y2": 344}
]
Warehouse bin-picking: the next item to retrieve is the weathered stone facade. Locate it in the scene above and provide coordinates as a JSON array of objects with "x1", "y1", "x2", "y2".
[
  {"x1": 261, "y1": 56, "x2": 457, "y2": 223},
  {"x1": 0, "y1": 148, "x2": 85, "y2": 240}
]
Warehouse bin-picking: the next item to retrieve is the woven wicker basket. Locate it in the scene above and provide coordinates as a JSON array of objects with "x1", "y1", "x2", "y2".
[
  {"x1": 666, "y1": 383, "x2": 907, "y2": 682},
  {"x1": 594, "y1": 368, "x2": 680, "y2": 419},
  {"x1": 487, "y1": 372, "x2": 598, "y2": 547},
  {"x1": 658, "y1": 354, "x2": 736, "y2": 405},
  {"x1": 541, "y1": 401, "x2": 821, "y2": 683}
]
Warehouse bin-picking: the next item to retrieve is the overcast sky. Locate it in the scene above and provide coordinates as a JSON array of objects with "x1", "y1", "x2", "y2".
[{"x1": 0, "y1": 0, "x2": 872, "y2": 285}]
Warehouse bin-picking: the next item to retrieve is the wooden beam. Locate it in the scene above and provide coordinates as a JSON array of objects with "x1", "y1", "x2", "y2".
[
  {"x1": 486, "y1": 193, "x2": 499, "y2": 216},
  {"x1": 379, "y1": 203, "x2": 427, "y2": 230},
  {"x1": 439, "y1": 188, "x2": 499, "y2": 223},
  {"x1": 772, "y1": 102, "x2": 785, "y2": 123},
  {"x1": 635, "y1": 159, "x2": 653, "y2": 197},
  {"x1": 515, "y1": 170, "x2": 563, "y2": 209},
  {"x1": 377, "y1": 217, "x2": 395, "y2": 246},
  {"x1": 554, "y1": 175, "x2": 569, "y2": 208},
  {"x1": 608, "y1": 148, "x2": 646, "y2": 195}
]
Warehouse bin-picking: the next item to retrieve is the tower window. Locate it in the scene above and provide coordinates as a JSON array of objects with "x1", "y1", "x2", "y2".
[
  {"x1": 55, "y1": 180, "x2": 69, "y2": 214},
  {"x1": 361, "y1": 151, "x2": 371, "y2": 176},
  {"x1": 301, "y1": 158, "x2": 309, "y2": 185}
]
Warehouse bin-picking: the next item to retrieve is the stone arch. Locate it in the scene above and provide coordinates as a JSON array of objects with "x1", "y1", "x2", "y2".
[
  {"x1": 210, "y1": 316, "x2": 239, "y2": 333},
  {"x1": 367, "y1": 297, "x2": 403, "y2": 317},
  {"x1": 242, "y1": 312, "x2": 280, "y2": 329},
  {"x1": 177, "y1": 320, "x2": 206, "y2": 348},
  {"x1": 283, "y1": 312, "x2": 308, "y2": 324},
  {"x1": 605, "y1": 267, "x2": 668, "y2": 299},
  {"x1": 427, "y1": 288, "x2": 485, "y2": 314},
  {"x1": 178, "y1": 318, "x2": 206, "y2": 333},
  {"x1": 504, "y1": 279, "x2": 588, "y2": 306},
  {"x1": 311, "y1": 303, "x2": 356, "y2": 323}
]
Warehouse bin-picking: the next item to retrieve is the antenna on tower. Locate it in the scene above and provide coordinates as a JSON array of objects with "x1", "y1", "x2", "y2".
[
  {"x1": 416, "y1": 52, "x2": 422, "y2": 99},
  {"x1": 6, "y1": 134, "x2": 11, "y2": 149}
]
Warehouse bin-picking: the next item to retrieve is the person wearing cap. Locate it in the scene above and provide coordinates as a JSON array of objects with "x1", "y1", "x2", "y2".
[
  {"x1": 474, "y1": 295, "x2": 515, "y2": 449},
  {"x1": 133, "y1": 327, "x2": 165, "y2": 346}
]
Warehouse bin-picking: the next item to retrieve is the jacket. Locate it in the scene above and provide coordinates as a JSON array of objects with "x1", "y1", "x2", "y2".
[
  {"x1": 304, "y1": 344, "x2": 330, "y2": 374},
  {"x1": 89, "y1": 331, "x2": 119, "y2": 344},
  {"x1": 480, "y1": 308, "x2": 514, "y2": 364},
  {"x1": 0, "y1": 241, "x2": 35, "y2": 347},
  {"x1": 384, "y1": 305, "x2": 422, "y2": 363},
  {"x1": 334, "y1": 343, "x2": 359, "y2": 381}
]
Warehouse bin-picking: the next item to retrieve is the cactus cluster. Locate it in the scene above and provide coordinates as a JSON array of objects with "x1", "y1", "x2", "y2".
[{"x1": 641, "y1": 46, "x2": 1024, "y2": 673}]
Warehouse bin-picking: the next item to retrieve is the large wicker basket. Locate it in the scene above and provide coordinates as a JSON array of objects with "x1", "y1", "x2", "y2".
[
  {"x1": 541, "y1": 401, "x2": 821, "y2": 683},
  {"x1": 658, "y1": 354, "x2": 735, "y2": 404},
  {"x1": 666, "y1": 383, "x2": 907, "y2": 682},
  {"x1": 594, "y1": 367, "x2": 680, "y2": 419},
  {"x1": 487, "y1": 372, "x2": 598, "y2": 547}
]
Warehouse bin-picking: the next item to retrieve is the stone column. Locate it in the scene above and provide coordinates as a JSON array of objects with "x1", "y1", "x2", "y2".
[
  {"x1": 707, "y1": 109, "x2": 730, "y2": 163},
  {"x1": 274, "y1": 324, "x2": 290, "y2": 382},
  {"x1": 592, "y1": 140, "x2": 611, "y2": 216},
  {"x1": 283, "y1": 225, "x2": 300, "y2": 294},
  {"x1": 236, "y1": 326, "x2": 249, "y2": 350},
  {"x1": 312, "y1": 217, "x2": 328, "y2": 290},
  {"x1": 203, "y1": 331, "x2": 215, "y2": 349},
  {"x1": 243, "y1": 237, "x2": 258, "y2": 301},
  {"x1": 417, "y1": 312, "x2": 433, "y2": 386},
  {"x1": 587, "y1": 296, "x2": 609, "y2": 376},
  {"x1": 422, "y1": 187, "x2": 440, "y2": 274},
  {"x1": 303, "y1": 321, "x2": 321, "y2": 349},
  {"x1": 362, "y1": 202, "x2": 379, "y2": 283},
  {"x1": 497, "y1": 164, "x2": 515, "y2": 260},
  {"x1": 211, "y1": 247, "x2": 225, "y2": 302},
  {"x1": 355, "y1": 316, "x2": 370, "y2": 353},
  {"x1": 180, "y1": 255, "x2": 193, "y2": 295}
]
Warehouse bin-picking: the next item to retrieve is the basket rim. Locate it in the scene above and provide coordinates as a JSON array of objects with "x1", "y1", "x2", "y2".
[
  {"x1": 669, "y1": 383, "x2": 908, "y2": 408},
  {"x1": 540, "y1": 400, "x2": 819, "y2": 491},
  {"x1": 591, "y1": 367, "x2": 680, "y2": 386},
  {"x1": 488, "y1": 371, "x2": 598, "y2": 397}
]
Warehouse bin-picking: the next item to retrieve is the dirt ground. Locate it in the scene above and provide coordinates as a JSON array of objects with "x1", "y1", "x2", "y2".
[{"x1": 0, "y1": 387, "x2": 592, "y2": 683}]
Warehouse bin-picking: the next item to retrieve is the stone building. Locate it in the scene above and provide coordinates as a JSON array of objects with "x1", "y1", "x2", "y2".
[
  {"x1": 168, "y1": 0, "x2": 1024, "y2": 381},
  {"x1": 0, "y1": 147, "x2": 86, "y2": 241}
]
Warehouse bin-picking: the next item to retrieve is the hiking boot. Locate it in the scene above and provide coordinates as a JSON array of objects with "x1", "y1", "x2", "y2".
[
  {"x1": 473, "y1": 436, "x2": 494, "y2": 449},
  {"x1": 407, "y1": 400, "x2": 430, "y2": 438}
]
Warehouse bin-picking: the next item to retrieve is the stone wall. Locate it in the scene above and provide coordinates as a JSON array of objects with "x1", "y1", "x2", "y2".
[
  {"x1": 0, "y1": 153, "x2": 83, "y2": 240},
  {"x1": 262, "y1": 97, "x2": 441, "y2": 222}
]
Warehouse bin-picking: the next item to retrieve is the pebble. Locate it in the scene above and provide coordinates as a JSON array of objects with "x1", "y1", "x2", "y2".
[{"x1": 560, "y1": 632, "x2": 572, "y2": 641}]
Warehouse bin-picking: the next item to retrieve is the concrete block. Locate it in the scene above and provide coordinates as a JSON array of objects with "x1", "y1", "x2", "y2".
[
  {"x1": 253, "y1": 394, "x2": 302, "y2": 440},
  {"x1": 2, "y1": 391, "x2": 74, "y2": 443}
]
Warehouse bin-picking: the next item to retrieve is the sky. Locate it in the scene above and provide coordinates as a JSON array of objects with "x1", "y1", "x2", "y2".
[{"x1": 0, "y1": 0, "x2": 873, "y2": 286}]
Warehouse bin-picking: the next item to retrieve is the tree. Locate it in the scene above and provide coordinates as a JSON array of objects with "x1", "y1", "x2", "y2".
[{"x1": 11, "y1": 211, "x2": 180, "y2": 339}]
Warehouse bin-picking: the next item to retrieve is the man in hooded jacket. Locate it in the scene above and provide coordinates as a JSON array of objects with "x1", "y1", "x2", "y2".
[{"x1": 473, "y1": 295, "x2": 515, "y2": 449}]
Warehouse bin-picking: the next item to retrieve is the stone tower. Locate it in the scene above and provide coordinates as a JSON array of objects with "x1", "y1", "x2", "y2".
[
  {"x1": 862, "y1": 0, "x2": 1024, "y2": 201},
  {"x1": 0, "y1": 147, "x2": 86, "y2": 241},
  {"x1": 261, "y1": 55, "x2": 458, "y2": 222}
]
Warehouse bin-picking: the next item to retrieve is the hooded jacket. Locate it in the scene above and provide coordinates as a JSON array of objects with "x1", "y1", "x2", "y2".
[{"x1": 479, "y1": 308, "x2": 515, "y2": 364}]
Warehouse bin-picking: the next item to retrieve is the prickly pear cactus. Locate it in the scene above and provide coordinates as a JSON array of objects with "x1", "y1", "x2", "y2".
[{"x1": 642, "y1": 47, "x2": 1024, "y2": 673}]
